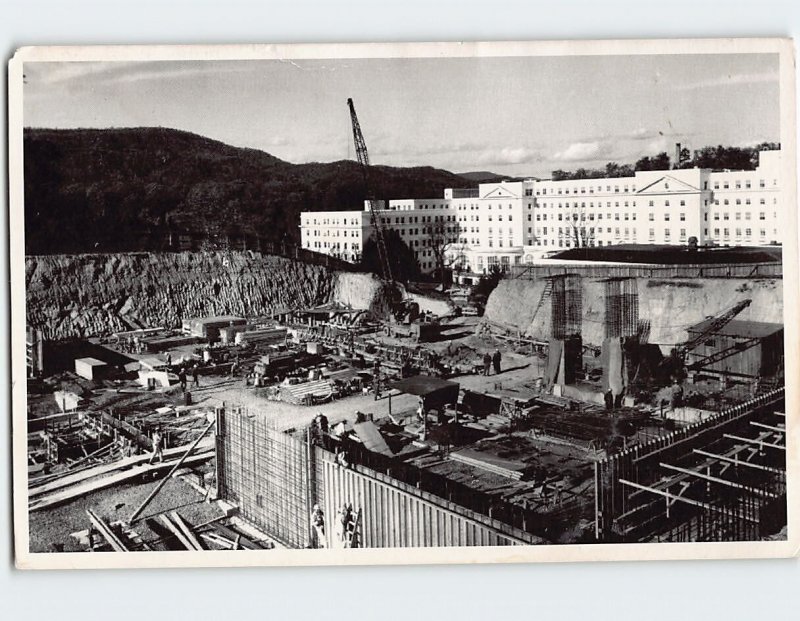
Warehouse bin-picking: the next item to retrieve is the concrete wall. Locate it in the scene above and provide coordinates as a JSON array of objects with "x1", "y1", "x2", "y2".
[{"x1": 485, "y1": 276, "x2": 784, "y2": 348}]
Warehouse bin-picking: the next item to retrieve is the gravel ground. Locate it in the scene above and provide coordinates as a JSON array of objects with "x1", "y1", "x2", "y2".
[{"x1": 29, "y1": 474, "x2": 223, "y2": 553}]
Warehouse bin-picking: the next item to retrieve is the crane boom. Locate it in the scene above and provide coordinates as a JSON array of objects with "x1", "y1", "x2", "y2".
[
  {"x1": 677, "y1": 299, "x2": 752, "y2": 359},
  {"x1": 347, "y1": 98, "x2": 393, "y2": 283}
]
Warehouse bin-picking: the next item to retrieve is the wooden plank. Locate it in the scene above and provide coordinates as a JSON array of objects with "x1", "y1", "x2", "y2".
[
  {"x1": 692, "y1": 449, "x2": 784, "y2": 474},
  {"x1": 749, "y1": 421, "x2": 786, "y2": 434},
  {"x1": 28, "y1": 439, "x2": 214, "y2": 498},
  {"x1": 86, "y1": 509, "x2": 129, "y2": 552},
  {"x1": 659, "y1": 462, "x2": 779, "y2": 499},
  {"x1": 210, "y1": 523, "x2": 262, "y2": 550},
  {"x1": 170, "y1": 512, "x2": 205, "y2": 550},
  {"x1": 158, "y1": 514, "x2": 195, "y2": 550},
  {"x1": 619, "y1": 478, "x2": 757, "y2": 523},
  {"x1": 724, "y1": 434, "x2": 785, "y2": 451},
  {"x1": 29, "y1": 453, "x2": 213, "y2": 512}
]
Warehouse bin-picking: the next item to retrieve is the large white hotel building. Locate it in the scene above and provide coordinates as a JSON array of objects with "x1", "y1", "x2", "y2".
[{"x1": 300, "y1": 149, "x2": 783, "y2": 275}]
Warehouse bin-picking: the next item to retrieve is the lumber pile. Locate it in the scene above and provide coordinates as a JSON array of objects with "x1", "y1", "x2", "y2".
[
  {"x1": 278, "y1": 379, "x2": 333, "y2": 405},
  {"x1": 450, "y1": 450, "x2": 525, "y2": 481}
]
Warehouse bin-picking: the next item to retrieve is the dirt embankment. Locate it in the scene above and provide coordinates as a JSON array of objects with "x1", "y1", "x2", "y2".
[
  {"x1": 25, "y1": 252, "x2": 385, "y2": 340},
  {"x1": 485, "y1": 276, "x2": 784, "y2": 347}
]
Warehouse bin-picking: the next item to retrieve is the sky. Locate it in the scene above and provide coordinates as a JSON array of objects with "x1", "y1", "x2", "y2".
[{"x1": 23, "y1": 53, "x2": 780, "y2": 177}]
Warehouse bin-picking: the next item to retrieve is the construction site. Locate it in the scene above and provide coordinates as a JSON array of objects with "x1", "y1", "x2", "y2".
[{"x1": 23, "y1": 100, "x2": 788, "y2": 553}]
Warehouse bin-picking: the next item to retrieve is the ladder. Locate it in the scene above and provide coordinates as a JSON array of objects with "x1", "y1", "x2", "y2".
[
  {"x1": 530, "y1": 277, "x2": 554, "y2": 325},
  {"x1": 344, "y1": 508, "x2": 362, "y2": 548}
]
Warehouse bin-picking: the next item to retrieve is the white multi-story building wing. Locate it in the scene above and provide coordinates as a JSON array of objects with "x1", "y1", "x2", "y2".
[{"x1": 299, "y1": 150, "x2": 783, "y2": 274}]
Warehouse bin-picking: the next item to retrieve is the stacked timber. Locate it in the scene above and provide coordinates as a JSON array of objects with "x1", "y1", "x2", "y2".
[
  {"x1": 450, "y1": 450, "x2": 526, "y2": 481},
  {"x1": 278, "y1": 379, "x2": 333, "y2": 405}
]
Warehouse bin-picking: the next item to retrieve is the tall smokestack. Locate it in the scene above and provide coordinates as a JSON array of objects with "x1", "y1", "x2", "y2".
[{"x1": 674, "y1": 142, "x2": 681, "y2": 168}]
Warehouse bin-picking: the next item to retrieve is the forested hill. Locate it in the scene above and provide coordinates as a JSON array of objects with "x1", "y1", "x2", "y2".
[{"x1": 23, "y1": 127, "x2": 473, "y2": 255}]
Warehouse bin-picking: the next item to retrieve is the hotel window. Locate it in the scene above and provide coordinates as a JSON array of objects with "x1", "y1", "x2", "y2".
[
  {"x1": 649, "y1": 200, "x2": 654, "y2": 207},
  {"x1": 664, "y1": 213, "x2": 670, "y2": 221},
  {"x1": 714, "y1": 228, "x2": 720, "y2": 236},
  {"x1": 745, "y1": 228, "x2": 752, "y2": 237},
  {"x1": 735, "y1": 213, "x2": 741, "y2": 220},
  {"x1": 745, "y1": 213, "x2": 751, "y2": 220},
  {"x1": 746, "y1": 198, "x2": 751, "y2": 205},
  {"x1": 723, "y1": 228, "x2": 730, "y2": 237},
  {"x1": 759, "y1": 212, "x2": 766, "y2": 220},
  {"x1": 649, "y1": 228, "x2": 655, "y2": 238},
  {"x1": 759, "y1": 179, "x2": 765, "y2": 188},
  {"x1": 680, "y1": 228, "x2": 686, "y2": 240},
  {"x1": 723, "y1": 182, "x2": 729, "y2": 189},
  {"x1": 664, "y1": 229, "x2": 671, "y2": 240},
  {"x1": 760, "y1": 198, "x2": 766, "y2": 205},
  {"x1": 714, "y1": 213, "x2": 719, "y2": 220},
  {"x1": 680, "y1": 200, "x2": 686, "y2": 207},
  {"x1": 746, "y1": 180, "x2": 751, "y2": 189},
  {"x1": 714, "y1": 182, "x2": 719, "y2": 189},
  {"x1": 680, "y1": 213, "x2": 685, "y2": 221},
  {"x1": 760, "y1": 229, "x2": 766, "y2": 237},
  {"x1": 723, "y1": 213, "x2": 729, "y2": 221},
  {"x1": 649, "y1": 213, "x2": 654, "y2": 221},
  {"x1": 735, "y1": 228, "x2": 742, "y2": 237}
]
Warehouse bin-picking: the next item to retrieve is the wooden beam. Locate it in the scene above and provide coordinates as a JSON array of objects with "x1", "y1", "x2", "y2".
[
  {"x1": 724, "y1": 434, "x2": 785, "y2": 451},
  {"x1": 619, "y1": 479, "x2": 757, "y2": 523},
  {"x1": 170, "y1": 511, "x2": 205, "y2": 550},
  {"x1": 749, "y1": 421, "x2": 786, "y2": 434},
  {"x1": 129, "y1": 419, "x2": 216, "y2": 523},
  {"x1": 659, "y1": 463, "x2": 779, "y2": 499},
  {"x1": 158, "y1": 514, "x2": 195, "y2": 550},
  {"x1": 29, "y1": 453, "x2": 213, "y2": 512},
  {"x1": 86, "y1": 509, "x2": 129, "y2": 552},
  {"x1": 692, "y1": 449, "x2": 784, "y2": 474}
]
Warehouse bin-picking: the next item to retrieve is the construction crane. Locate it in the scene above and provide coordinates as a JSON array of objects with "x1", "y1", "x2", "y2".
[
  {"x1": 674, "y1": 299, "x2": 752, "y2": 363},
  {"x1": 347, "y1": 98, "x2": 393, "y2": 283}
]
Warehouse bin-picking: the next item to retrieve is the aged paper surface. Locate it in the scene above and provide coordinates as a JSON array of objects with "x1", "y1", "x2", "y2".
[{"x1": 9, "y1": 38, "x2": 798, "y2": 569}]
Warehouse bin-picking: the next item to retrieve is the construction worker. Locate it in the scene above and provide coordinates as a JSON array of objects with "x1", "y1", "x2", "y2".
[
  {"x1": 336, "y1": 503, "x2": 350, "y2": 544},
  {"x1": 492, "y1": 349, "x2": 502, "y2": 375},
  {"x1": 148, "y1": 428, "x2": 164, "y2": 464},
  {"x1": 178, "y1": 368, "x2": 187, "y2": 392},
  {"x1": 482, "y1": 352, "x2": 492, "y2": 376},
  {"x1": 310, "y1": 504, "x2": 326, "y2": 548},
  {"x1": 165, "y1": 352, "x2": 172, "y2": 369},
  {"x1": 192, "y1": 365, "x2": 200, "y2": 388}
]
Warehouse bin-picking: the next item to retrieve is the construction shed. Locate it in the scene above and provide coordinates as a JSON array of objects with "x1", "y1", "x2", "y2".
[
  {"x1": 387, "y1": 375, "x2": 460, "y2": 409},
  {"x1": 685, "y1": 319, "x2": 784, "y2": 379},
  {"x1": 74, "y1": 357, "x2": 107, "y2": 381},
  {"x1": 182, "y1": 316, "x2": 247, "y2": 339}
]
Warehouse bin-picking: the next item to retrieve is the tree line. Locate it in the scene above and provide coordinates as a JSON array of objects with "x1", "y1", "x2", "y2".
[{"x1": 551, "y1": 142, "x2": 779, "y2": 181}]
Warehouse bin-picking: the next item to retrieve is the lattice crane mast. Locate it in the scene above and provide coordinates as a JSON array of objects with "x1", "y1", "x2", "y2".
[
  {"x1": 674, "y1": 298, "x2": 752, "y2": 362},
  {"x1": 347, "y1": 97, "x2": 393, "y2": 283}
]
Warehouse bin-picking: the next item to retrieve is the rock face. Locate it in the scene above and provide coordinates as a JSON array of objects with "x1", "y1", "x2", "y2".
[
  {"x1": 25, "y1": 252, "x2": 385, "y2": 340},
  {"x1": 485, "y1": 276, "x2": 784, "y2": 348}
]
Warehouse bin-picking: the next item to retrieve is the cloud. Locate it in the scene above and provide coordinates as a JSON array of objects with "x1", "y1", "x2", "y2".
[
  {"x1": 553, "y1": 141, "x2": 608, "y2": 163},
  {"x1": 677, "y1": 71, "x2": 779, "y2": 91},
  {"x1": 474, "y1": 147, "x2": 539, "y2": 166}
]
